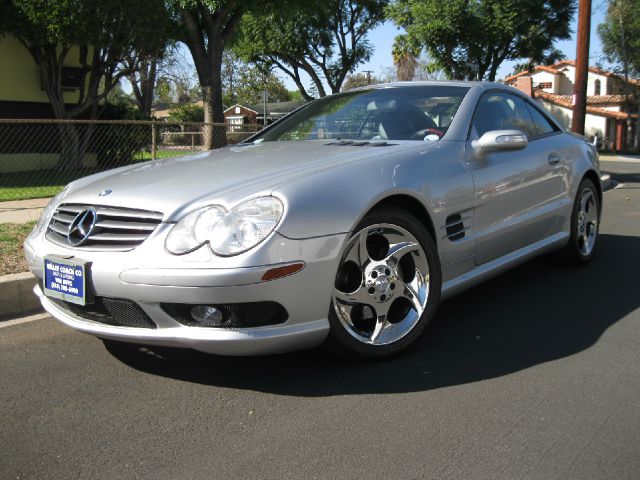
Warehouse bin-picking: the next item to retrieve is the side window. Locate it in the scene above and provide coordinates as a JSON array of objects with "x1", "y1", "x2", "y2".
[
  {"x1": 473, "y1": 94, "x2": 510, "y2": 136},
  {"x1": 473, "y1": 93, "x2": 537, "y2": 138},
  {"x1": 524, "y1": 103, "x2": 557, "y2": 137},
  {"x1": 501, "y1": 96, "x2": 538, "y2": 138}
]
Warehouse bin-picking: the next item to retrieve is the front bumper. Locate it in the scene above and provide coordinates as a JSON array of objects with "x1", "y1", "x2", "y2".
[{"x1": 26, "y1": 225, "x2": 347, "y2": 355}]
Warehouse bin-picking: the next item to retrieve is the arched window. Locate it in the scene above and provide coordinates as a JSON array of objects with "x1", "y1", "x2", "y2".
[{"x1": 594, "y1": 79, "x2": 601, "y2": 96}]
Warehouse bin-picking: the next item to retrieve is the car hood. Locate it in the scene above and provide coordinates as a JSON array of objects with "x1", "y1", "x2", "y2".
[{"x1": 60, "y1": 141, "x2": 420, "y2": 221}]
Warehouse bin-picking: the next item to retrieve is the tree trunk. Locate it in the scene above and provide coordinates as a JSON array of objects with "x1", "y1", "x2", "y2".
[
  {"x1": 181, "y1": 9, "x2": 230, "y2": 150},
  {"x1": 207, "y1": 45, "x2": 227, "y2": 149},
  {"x1": 56, "y1": 123, "x2": 95, "y2": 171},
  {"x1": 129, "y1": 59, "x2": 158, "y2": 118},
  {"x1": 202, "y1": 92, "x2": 227, "y2": 150},
  {"x1": 202, "y1": 85, "x2": 215, "y2": 150},
  {"x1": 487, "y1": 64, "x2": 499, "y2": 82},
  {"x1": 140, "y1": 60, "x2": 157, "y2": 117},
  {"x1": 57, "y1": 123, "x2": 82, "y2": 170}
]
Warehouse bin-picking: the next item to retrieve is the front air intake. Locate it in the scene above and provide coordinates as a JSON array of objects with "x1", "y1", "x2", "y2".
[{"x1": 49, "y1": 297, "x2": 157, "y2": 329}]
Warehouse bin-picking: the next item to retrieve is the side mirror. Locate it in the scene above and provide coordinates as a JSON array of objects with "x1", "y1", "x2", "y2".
[{"x1": 471, "y1": 130, "x2": 528, "y2": 156}]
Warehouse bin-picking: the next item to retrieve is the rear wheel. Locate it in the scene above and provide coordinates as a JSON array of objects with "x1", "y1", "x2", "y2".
[
  {"x1": 326, "y1": 208, "x2": 441, "y2": 358},
  {"x1": 556, "y1": 178, "x2": 600, "y2": 265}
]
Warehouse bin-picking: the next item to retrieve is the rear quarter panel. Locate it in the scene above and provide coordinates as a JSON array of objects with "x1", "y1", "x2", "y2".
[{"x1": 558, "y1": 132, "x2": 602, "y2": 230}]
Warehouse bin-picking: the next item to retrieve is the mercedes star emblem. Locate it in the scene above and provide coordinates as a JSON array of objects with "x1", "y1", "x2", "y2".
[{"x1": 67, "y1": 208, "x2": 97, "y2": 246}]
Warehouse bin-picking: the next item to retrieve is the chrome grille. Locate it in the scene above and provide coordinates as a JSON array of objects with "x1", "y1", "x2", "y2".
[{"x1": 46, "y1": 203, "x2": 163, "y2": 251}]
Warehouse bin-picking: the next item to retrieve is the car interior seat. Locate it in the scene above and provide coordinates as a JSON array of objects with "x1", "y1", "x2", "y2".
[{"x1": 378, "y1": 103, "x2": 438, "y2": 140}]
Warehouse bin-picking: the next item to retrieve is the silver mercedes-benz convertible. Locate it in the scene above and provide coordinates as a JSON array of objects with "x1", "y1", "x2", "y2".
[{"x1": 25, "y1": 81, "x2": 602, "y2": 357}]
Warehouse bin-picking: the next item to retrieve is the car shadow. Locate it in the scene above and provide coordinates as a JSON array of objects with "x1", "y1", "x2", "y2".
[{"x1": 105, "y1": 233, "x2": 640, "y2": 396}]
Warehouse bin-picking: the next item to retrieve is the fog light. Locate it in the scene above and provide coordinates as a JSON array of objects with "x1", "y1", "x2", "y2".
[{"x1": 190, "y1": 305, "x2": 223, "y2": 326}]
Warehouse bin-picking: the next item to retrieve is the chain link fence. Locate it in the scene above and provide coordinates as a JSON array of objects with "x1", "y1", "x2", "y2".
[{"x1": 0, "y1": 119, "x2": 260, "y2": 202}]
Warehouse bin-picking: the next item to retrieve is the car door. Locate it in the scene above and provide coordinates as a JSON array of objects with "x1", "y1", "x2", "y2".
[{"x1": 468, "y1": 92, "x2": 567, "y2": 265}]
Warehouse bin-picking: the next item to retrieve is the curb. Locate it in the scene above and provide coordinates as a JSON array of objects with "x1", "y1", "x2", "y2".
[
  {"x1": 0, "y1": 272, "x2": 43, "y2": 321},
  {"x1": 601, "y1": 173, "x2": 614, "y2": 191}
]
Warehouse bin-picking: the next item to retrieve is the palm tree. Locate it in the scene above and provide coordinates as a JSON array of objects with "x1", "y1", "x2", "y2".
[{"x1": 392, "y1": 35, "x2": 421, "y2": 81}]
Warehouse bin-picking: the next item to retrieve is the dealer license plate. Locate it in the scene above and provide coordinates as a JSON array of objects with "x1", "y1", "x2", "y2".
[{"x1": 43, "y1": 256, "x2": 89, "y2": 305}]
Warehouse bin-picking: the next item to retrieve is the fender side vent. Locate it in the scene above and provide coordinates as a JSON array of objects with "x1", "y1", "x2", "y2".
[{"x1": 442, "y1": 213, "x2": 467, "y2": 241}]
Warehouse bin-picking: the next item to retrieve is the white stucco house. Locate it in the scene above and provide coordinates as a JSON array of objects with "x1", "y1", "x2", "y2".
[{"x1": 505, "y1": 60, "x2": 639, "y2": 151}]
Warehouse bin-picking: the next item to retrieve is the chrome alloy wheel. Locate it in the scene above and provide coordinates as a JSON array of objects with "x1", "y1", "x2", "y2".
[
  {"x1": 577, "y1": 189, "x2": 598, "y2": 257},
  {"x1": 332, "y1": 223, "x2": 430, "y2": 346}
]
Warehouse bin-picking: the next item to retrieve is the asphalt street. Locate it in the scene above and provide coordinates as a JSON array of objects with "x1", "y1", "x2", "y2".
[{"x1": 2, "y1": 160, "x2": 639, "y2": 480}]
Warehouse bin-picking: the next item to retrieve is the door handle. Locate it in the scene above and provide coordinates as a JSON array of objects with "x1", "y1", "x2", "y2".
[{"x1": 548, "y1": 153, "x2": 561, "y2": 164}]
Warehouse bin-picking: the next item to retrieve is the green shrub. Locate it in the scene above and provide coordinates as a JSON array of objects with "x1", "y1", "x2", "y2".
[{"x1": 168, "y1": 103, "x2": 204, "y2": 123}]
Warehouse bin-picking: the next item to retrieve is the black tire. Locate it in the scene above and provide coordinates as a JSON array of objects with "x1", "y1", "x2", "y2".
[
  {"x1": 325, "y1": 207, "x2": 442, "y2": 358},
  {"x1": 554, "y1": 178, "x2": 601, "y2": 265}
]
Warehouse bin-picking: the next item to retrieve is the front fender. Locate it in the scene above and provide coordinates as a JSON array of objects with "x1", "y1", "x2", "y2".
[
  {"x1": 273, "y1": 146, "x2": 438, "y2": 239},
  {"x1": 272, "y1": 141, "x2": 477, "y2": 267}
]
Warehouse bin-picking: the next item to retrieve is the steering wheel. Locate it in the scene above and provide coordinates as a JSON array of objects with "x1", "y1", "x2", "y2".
[{"x1": 411, "y1": 128, "x2": 445, "y2": 140}]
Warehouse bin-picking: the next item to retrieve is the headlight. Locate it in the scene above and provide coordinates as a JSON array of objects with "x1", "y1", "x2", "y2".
[
  {"x1": 166, "y1": 196, "x2": 284, "y2": 256},
  {"x1": 34, "y1": 186, "x2": 69, "y2": 234}
]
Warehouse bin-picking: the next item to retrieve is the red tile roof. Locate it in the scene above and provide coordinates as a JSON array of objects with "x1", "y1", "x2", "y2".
[
  {"x1": 505, "y1": 60, "x2": 640, "y2": 86},
  {"x1": 533, "y1": 91, "x2": 638, "y2": 120},
  {"x1": 535, "y1": 93, "x2": 632, "y2": 105},
  {"x1": 504, "y1": 65, "x2": 563, "y2": 83},
  {"x1": 551, "y1": 60, "x2": 633, "y2": 80}
]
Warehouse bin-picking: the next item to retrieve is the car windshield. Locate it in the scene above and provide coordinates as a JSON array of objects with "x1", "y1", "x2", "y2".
[{"x1": 252, "y1": 86, "x2": 470, "y2": 143}]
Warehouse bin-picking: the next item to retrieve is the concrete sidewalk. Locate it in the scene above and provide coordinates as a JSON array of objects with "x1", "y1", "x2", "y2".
[
  {"x1": 599, "y1": 153, "x2": 640, "y2": 163},
  {"x1": 0, "y1": 197, "x2": 50, "y2": 224}
]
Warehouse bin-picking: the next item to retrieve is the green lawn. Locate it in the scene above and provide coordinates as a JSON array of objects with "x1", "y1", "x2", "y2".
[
  {"x1": 0, "y1": 169, "x2": 79, "y2": 202},
  {"x1": 0, "y1": 221, "x2": 36, "y2": 275},
  {"x1": 0, "y1": 185, "x2": 64, "y2": 202}
]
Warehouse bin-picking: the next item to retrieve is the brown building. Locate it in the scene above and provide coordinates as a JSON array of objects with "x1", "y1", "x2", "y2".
[{"x1": 223, "y1": 104, "x2": 258, "y2": 131}]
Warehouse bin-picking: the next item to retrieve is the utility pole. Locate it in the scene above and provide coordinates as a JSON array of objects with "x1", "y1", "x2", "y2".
[
  {"x1": 571, "y1": 0, "x2": 592, "y2": 135},
  {"x1": 262, "y1": 90, "x2": 268, "y2": 128},
  {"x1": 362, "y1": 70, "x2": 374, "y2": 84}
]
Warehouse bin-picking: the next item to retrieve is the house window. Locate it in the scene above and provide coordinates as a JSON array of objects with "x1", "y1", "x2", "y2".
[
  {"x1": 537, "y1": 82, "x2": 552, "y2": 90},
  {"x1": 235, "y1": 106, "x2": 241, "y2": 114},
  {"x1": 594, "y1": 79, "x2": 601, "y2": 95}
]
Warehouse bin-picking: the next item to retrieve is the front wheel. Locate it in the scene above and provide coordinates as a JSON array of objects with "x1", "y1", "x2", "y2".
[{"x1": 326, "y1": 208, "x2": 441, "y2": 358}]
